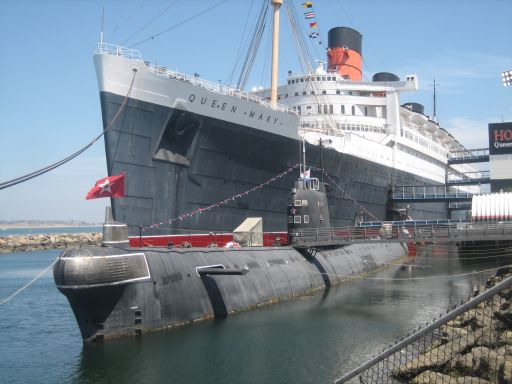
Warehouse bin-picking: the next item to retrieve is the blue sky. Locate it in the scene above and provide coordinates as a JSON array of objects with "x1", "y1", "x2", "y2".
[{"x1": 0, "y1": 0, "x2": 511, "y2": 222}]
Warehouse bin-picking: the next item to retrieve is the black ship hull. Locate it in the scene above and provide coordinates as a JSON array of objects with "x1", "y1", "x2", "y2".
[{"x1": 100, "y1": 92, "x2": 447, "y2": 233}]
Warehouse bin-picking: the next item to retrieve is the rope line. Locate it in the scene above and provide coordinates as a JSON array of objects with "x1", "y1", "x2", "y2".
[
  {"x1": 3, "y1": 250, "x2": 505, "y2": 306},
  {"x1": 311, "y1": 166, "x2": 380, "y2": 221},
  {"x1": 0, "y1": 71, "x2": 137, "y2": 191},
  {"x1": 0, "y1": 257, "x2": 58, "y2": 305},
  {"x1": 228, "y1": 249, "x2": 512, "y2": 282},
  {"x1": 116, "y1": 239, "x2": 510, "y2": 282},
  {"x1": 121, "y1": 0, "x2": 179, "y2": 46},
  {"x1": 130, "y1": 0, "x2": 229, "y2": 48},
  {"x1": 112, "y1": 0, "x2": 156, "y2": 41}
]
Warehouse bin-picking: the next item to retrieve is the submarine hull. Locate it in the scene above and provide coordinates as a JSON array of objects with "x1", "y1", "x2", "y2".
[{"x1": 54, "y1": 243, "x2": 407, "y2": 343}]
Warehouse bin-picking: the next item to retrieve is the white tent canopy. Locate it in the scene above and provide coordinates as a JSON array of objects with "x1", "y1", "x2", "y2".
[{"x1": 471, "y1": 192, "x2": 512, "y2": 221}]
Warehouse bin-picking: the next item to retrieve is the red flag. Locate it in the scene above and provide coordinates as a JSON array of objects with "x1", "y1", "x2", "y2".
[{"x1": 86, "y1": 173, "x2": 125, "y2": 200}]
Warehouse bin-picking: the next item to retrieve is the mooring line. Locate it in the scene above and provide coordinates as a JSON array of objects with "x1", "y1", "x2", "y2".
[
  {"x1": 0, "y1": 70, "x2": 137, "y2": 190},
  {"x1": 228, "y1": 250, "x2": 512, "y2": 282},
  {"x1": 0, "y1": 257, "x2": 58, "y2": 305}
]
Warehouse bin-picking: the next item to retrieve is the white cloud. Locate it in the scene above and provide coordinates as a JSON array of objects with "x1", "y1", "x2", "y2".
[
  {"x1": 399, "y1": 49, "x2": 510, "y2": 92},
  {"x1": 444, "y1": 117, "x2": 490, "y2": 149}
]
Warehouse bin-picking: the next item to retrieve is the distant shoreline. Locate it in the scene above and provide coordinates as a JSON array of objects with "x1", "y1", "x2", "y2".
[
  {"x1": 0, "y1": 224, "x2": 101, "y2": 230},
  {"x1": 0, "y1": 222, "x2": 103, "y2": 233}
]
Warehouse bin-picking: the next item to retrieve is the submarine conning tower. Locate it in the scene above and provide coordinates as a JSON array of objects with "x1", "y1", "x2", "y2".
[
  {"x1": 327, "y1": 26, "x2": 362, "y2": 81},
  {"x1": 287, "y1": 177, "x2": 331, "y2": 239}
]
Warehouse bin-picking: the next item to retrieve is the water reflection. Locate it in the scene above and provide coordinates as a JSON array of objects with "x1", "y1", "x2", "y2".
[{"x1": 70, "y1": 244, "x2": 512, "y2": 384}]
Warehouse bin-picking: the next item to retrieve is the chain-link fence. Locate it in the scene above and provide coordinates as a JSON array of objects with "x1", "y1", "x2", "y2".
[{"x1": 335, "y1": 267, "x2": 512, "y2": 384}]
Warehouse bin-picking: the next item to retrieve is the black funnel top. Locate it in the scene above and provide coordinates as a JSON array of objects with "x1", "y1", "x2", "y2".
[{"x1": 328, "y1": 27, "x2": 362, "y2": 55}]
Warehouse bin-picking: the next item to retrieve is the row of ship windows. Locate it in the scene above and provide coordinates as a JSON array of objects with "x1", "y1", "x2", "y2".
[
  {"x1": 288, "y1": 215, "x2": 309, "y2": 224},
  {"x1": 301, "y1": 122, "x2": 386, "y2": 133},
  {"x1": 277, "y1": 90, "x2": 381, "y2": 100},
  {"x1": 293, "y1": 90, "x2": 352, "y2": 96},
  {"x1": 288, "y1": 76, "x2": 338, "y2": 84},
  {"x1": 293, "y1": 104, "x2": 380, "y2": 117}
]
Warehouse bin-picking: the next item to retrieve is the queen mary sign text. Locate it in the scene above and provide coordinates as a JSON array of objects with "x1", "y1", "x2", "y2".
[{"x1": 489, "y1": 122, "x2": 512, "y2": 155}]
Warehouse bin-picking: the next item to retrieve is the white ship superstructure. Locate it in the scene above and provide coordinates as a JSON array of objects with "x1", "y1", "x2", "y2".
[{"x1": 253, "y1": 27, "x2": 479, "y2": 190}]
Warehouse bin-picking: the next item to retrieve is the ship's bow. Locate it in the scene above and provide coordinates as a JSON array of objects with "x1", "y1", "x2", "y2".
[{"x1": 53, "y1": 246, "x2": 151, "y2": 342}]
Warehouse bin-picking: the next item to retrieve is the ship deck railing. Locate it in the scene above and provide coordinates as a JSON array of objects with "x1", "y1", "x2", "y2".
[
  {"x1": 95, "y1": 43, "x2": 296, "y2": 115},
  {"x1": 290, "y1": 221, "x2": 512, "y2": 247}
]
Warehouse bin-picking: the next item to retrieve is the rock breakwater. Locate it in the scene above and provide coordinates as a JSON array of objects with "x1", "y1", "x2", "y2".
[{"x1": 0, "y1": 233, "x2": 102, "y2": 253}]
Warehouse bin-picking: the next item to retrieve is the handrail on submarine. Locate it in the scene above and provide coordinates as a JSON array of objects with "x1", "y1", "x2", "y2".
[{"x1": 290, "y1": 221, "x2": 512, "y2": 247}]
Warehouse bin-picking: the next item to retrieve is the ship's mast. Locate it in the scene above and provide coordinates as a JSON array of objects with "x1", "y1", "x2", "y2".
[
  {"x1": 100, "y1": 6, "x2": 105, "y2": 45},
  {"x1": 270, "y1": 0, "x2": 283, "y2": 109},
  {"x1": 302, "y1": 138, "x2": 306, "y2": 175},
  {"x1": 433, "y1": 78, "x2": 436, "y2": 119},
  {"x1": 432, "y1": 78, "x2": 439, "y2": 121}
]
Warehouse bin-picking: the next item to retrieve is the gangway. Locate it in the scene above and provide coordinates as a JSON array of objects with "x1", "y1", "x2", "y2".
[
  {"x1": 448, "y1": 148, "x2": 489, "y2": 164},
  {"x1": 448, "y1": 201, "x2": 472, "y2": 212},
  {"x1": 290, "y1": 221, "x2": 512, "y2": 247},
  {"x1": 391, "y1": 185, "x2": 473, "y2": 203},
  {"x1": 446, "y1": 170, "x2": 490, "y2": 186}
]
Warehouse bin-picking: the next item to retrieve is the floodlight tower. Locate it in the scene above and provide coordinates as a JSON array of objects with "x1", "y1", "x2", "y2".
[{"x1": 502, "y1": 70, "x2": 512, "y2": 86}]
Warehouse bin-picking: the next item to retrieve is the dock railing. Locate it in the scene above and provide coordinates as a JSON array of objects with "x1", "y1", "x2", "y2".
[{"x1": 291, "y1": 221, "x2": 512, "y2": 247}]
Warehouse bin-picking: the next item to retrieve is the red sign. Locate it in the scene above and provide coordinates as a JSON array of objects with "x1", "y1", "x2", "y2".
[{"x1": 489, "y1": 122, "x2": 512, "y2": 155}]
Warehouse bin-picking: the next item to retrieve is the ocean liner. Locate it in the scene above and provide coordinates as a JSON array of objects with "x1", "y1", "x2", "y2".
[
  {"x1": 53, "y1": 2, "x2": 482, "y2": 342},
  {"x1": 95, "y1": 1, "x2": 477, "y2": 237}
]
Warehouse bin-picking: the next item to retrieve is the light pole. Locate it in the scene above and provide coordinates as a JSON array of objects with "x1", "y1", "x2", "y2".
[{"x1": 501, "y1": 70, "x2": 512, "y2": 86}]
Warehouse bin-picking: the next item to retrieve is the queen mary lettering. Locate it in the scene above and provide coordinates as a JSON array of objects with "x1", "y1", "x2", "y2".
[{"x1": 188, "y1": 94, "x2": 238, "y2": 114}]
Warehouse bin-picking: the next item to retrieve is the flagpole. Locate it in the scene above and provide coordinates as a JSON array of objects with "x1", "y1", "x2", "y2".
[
  {"x1": 270, "y1": 0, "x2": 282, "y2": 109},
  {"x1": 302, "y1": 138, "x2": 306, "y2": 176}
]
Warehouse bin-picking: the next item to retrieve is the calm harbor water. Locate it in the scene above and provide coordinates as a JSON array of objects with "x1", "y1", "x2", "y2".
[
  {"x1": 0, "y1": 226, "x2": 101, "y2": 237},
  {"x1": 1, "y1": 244, "x2": 511, "y2": 384}
]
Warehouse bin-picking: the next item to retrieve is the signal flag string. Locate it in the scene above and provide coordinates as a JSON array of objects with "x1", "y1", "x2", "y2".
[
  {"x1": 146, "y1": 164, "x2": 382, "y2": 229},
  {"x1": 146, "y1": 163, "x2": 301, "y2": 229},
  {"x1": 301, "y1": 1, "x2": 323, "y2": 45}
]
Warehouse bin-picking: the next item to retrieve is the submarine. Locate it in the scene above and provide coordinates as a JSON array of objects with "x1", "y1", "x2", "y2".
[{"x1": 53, "y1": 176, "x2": 408, "y2": 343}]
